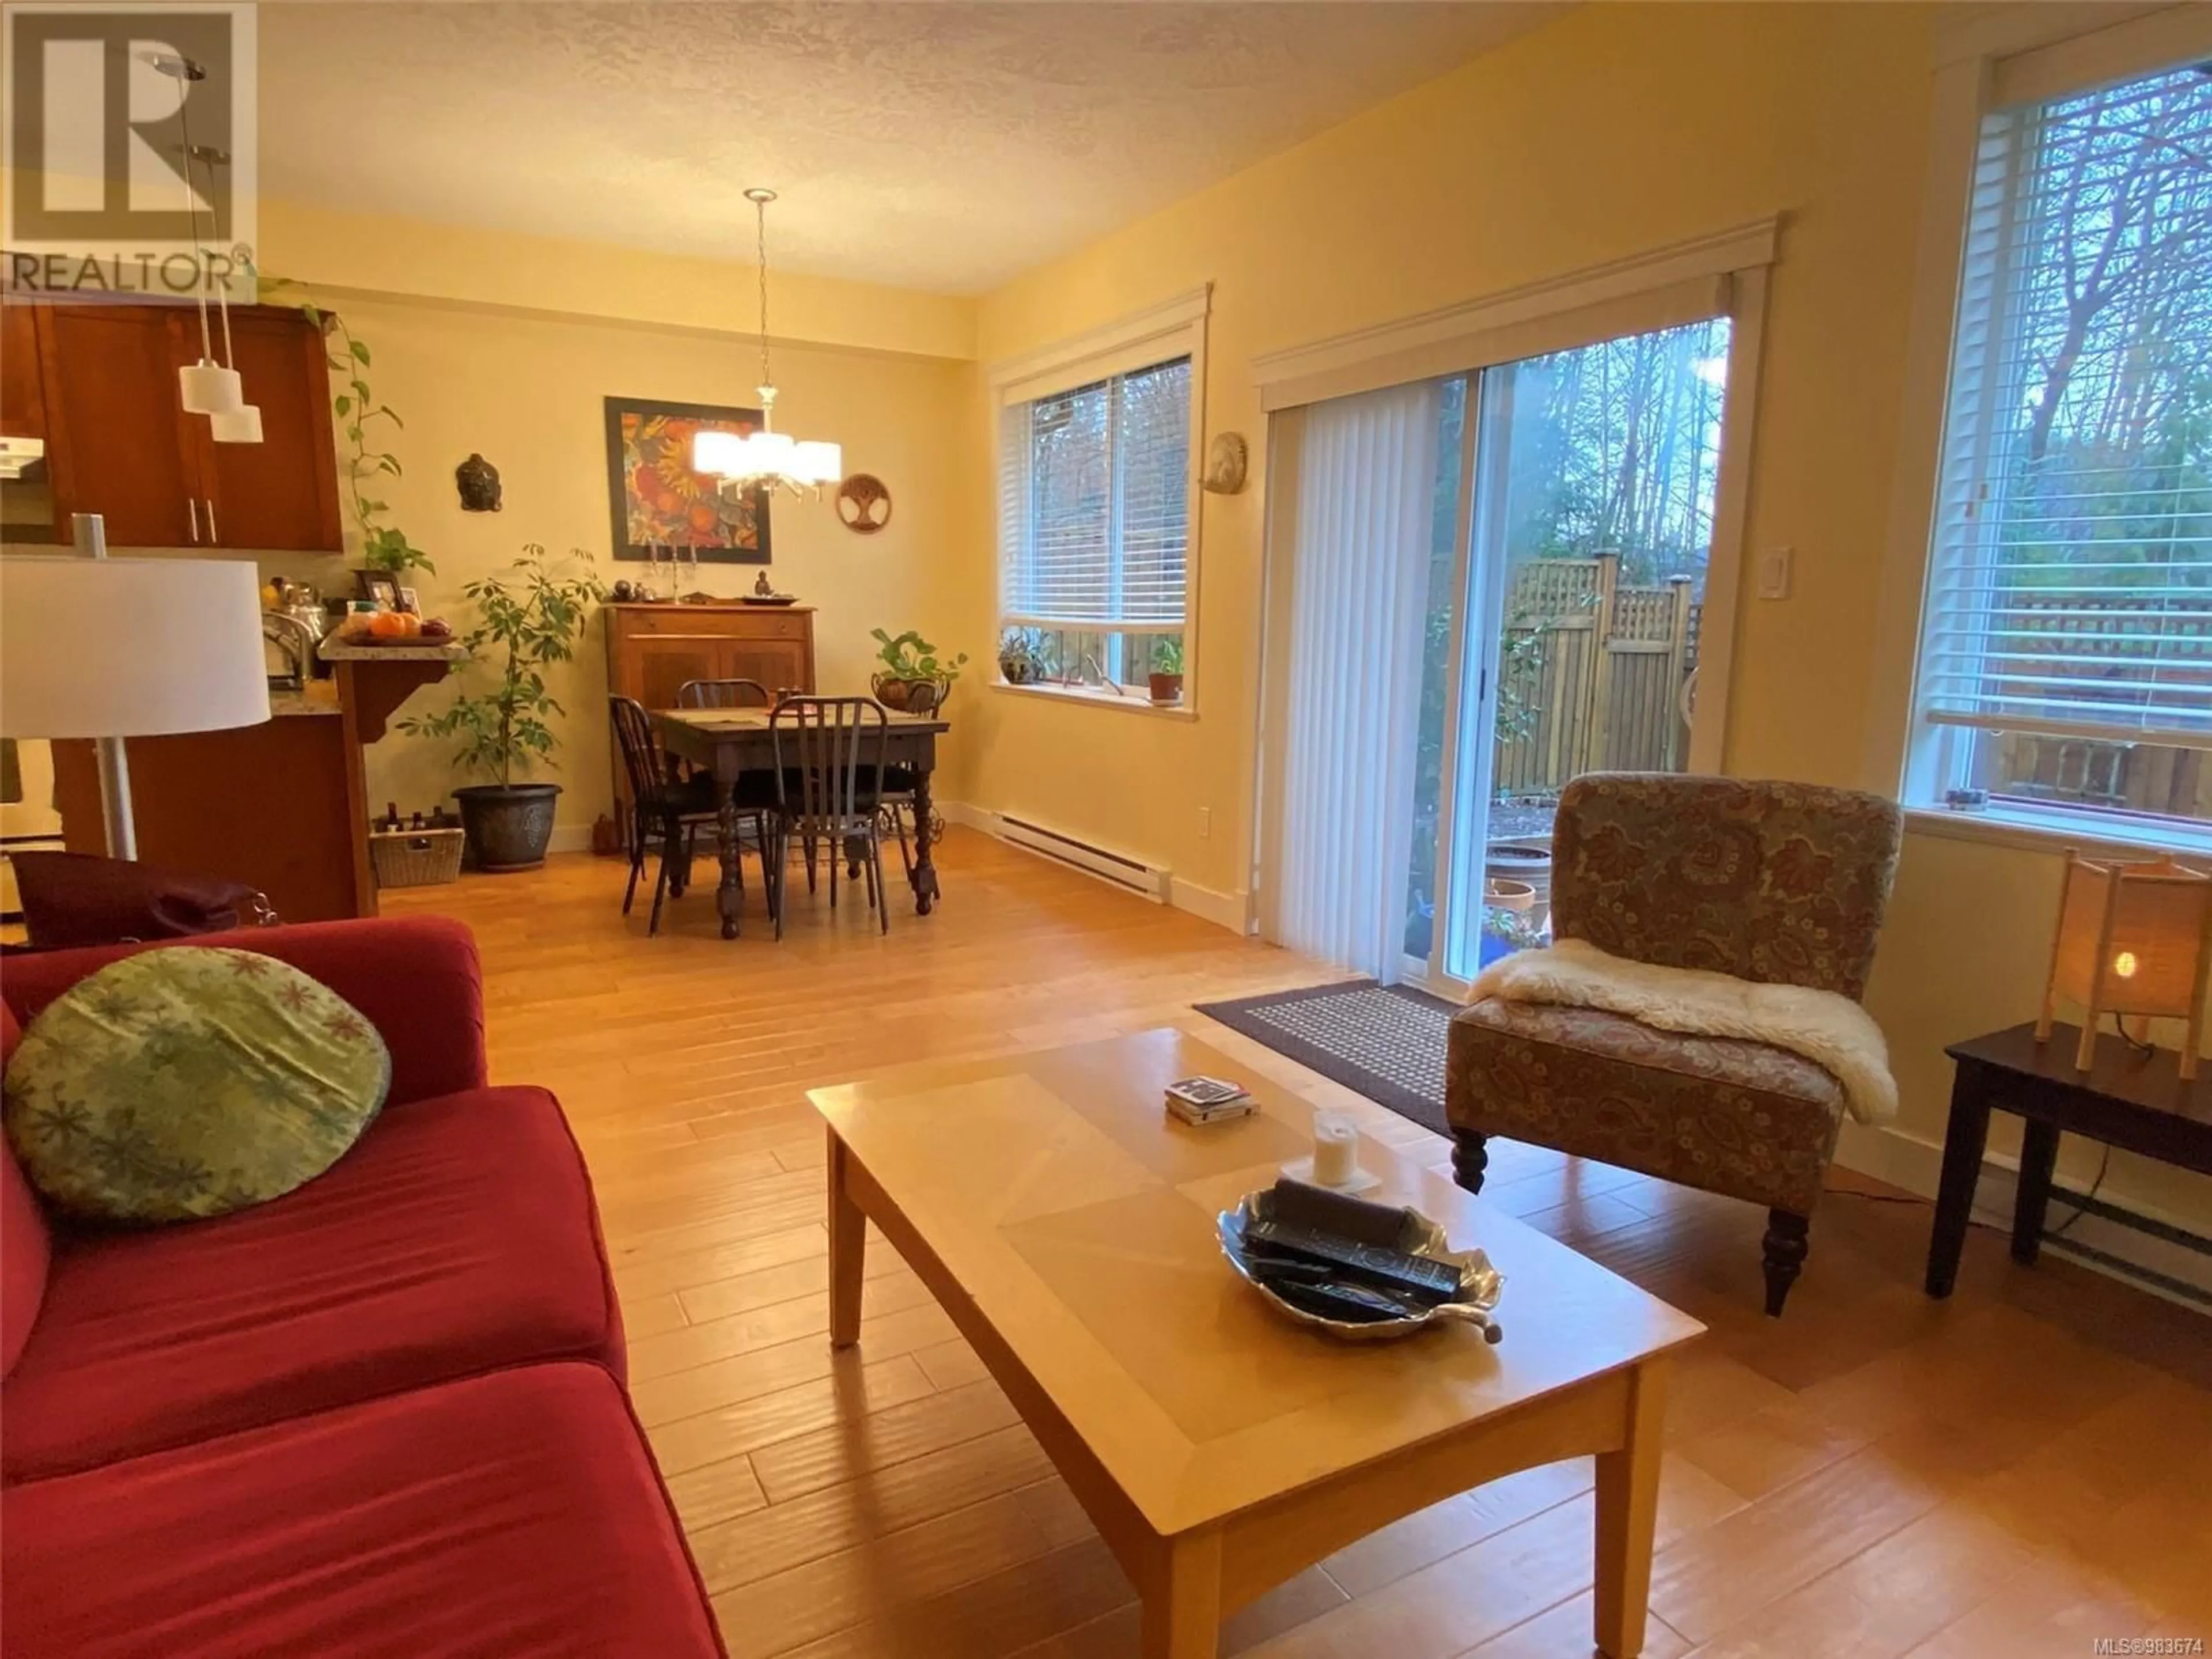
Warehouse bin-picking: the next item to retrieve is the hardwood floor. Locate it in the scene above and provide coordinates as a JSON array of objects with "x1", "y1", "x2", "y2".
[{"x1": 387, "y1": 829, "x2": 2212, "y2": 1659}]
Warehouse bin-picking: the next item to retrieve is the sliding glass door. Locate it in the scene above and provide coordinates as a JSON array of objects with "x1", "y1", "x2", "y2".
[{"x1": 1401, "y1": 316, "x2": 1734, "y2": 987}]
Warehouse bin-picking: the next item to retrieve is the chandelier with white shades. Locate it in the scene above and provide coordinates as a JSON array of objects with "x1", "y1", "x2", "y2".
[{"x1": 692, "y1": 188, "x2": 841, "y2": 497}]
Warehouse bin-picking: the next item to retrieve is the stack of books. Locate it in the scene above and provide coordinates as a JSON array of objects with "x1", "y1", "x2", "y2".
[{"x1": 1164, "y1": 1075, "x2": 1256, "y2": 1126}]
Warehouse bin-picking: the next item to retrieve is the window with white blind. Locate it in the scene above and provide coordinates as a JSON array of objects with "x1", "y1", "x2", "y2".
[
  {"x1": 1910, "y1": 60, "x2": 2212, "y2": 842},
  {"x1": 998, "y1": 354, "x2": 1194, "y2": 694}
]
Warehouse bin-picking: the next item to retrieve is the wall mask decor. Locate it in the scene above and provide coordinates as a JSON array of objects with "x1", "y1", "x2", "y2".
[
  {"x1": 454, "y1": 453, "x2": 502, "y2": 512},
  {"x1": 1202, "y1": 431, "x2": 1249, "y2": 495},
  {"x1": 835, "y1": 474, "x2": 892, "y2": 535}
]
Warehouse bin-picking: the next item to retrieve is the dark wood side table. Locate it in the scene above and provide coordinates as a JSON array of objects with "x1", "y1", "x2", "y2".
[{"x1": 1926, "y1": 1021, "x2": 2212, "y2": 1297}]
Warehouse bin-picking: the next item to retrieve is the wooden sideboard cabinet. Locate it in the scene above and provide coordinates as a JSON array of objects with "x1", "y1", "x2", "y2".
[
  {"x1": 3, "y1": 300, "x2": 342, "y2": 552},
  {"x1": 603, "y1": 601, "x2": 817, "y2": 833}
]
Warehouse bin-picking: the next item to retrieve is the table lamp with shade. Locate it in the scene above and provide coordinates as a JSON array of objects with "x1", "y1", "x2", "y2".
[
  {"x1": 1, "y1": 516, "x2": 271, "y2": 860},
  {"x1": 2036, "y1": 849, "x2": 2212, "y2": 1077}
]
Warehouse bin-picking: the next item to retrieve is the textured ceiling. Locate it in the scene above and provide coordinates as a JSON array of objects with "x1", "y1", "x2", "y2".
[{"x1": 258, "y1": 2, "x2": 1554, "y2": 294}]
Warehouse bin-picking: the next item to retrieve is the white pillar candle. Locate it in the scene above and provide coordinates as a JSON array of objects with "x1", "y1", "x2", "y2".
[{"x1": 1311, "y1": 1109, "x2": 1359, "y2": 1187}]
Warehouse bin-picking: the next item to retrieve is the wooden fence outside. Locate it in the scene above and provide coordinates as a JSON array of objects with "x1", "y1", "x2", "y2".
[
  {"x1": 1978, "y1": 590, "x2": 2212, "y2": 818},
  {"x1": 1494, "y1": 554, "x2": 1699, "y2": 797}
]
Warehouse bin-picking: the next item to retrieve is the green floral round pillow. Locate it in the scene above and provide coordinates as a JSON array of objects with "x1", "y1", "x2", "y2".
[{"x1": 2, "y1": 947, "x2": 391, "y2": 1225}]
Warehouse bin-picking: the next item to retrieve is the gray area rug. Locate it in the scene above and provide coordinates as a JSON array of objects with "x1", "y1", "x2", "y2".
[{"x1": 1194, "y1": 979, "x2": 1455, "y2": 1137}]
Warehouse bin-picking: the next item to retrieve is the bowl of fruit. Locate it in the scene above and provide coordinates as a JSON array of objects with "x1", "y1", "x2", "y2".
[{"x1": 354, "y1": 611, "x2": 454, "y2": 646}]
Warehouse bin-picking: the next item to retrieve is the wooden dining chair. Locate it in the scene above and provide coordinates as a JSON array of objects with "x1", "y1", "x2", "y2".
[
  {"x1": 676, "y1": 678, "x2": 772, "y2": 711},
  {"x1": 767, "y1": 697, "x2": 892, "y2": 940},
  {"x1": 608, "y1": 695, "x2": 725, "y2": 937}
]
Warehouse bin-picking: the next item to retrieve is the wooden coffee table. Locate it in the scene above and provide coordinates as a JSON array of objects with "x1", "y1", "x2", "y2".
[{"x1": 809, "y1": 1028, "x2": 1703, "y2": 1658}]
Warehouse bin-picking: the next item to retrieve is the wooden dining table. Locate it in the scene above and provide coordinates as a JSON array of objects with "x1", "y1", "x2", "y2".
[{"x1": 653, "y1": 706, "x2": 952, "y2": 939}]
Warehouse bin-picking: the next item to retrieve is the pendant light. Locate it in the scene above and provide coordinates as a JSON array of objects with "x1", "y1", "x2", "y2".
[
  {"x1": 693, "y1": 188, "x2": 841, "y2": 497},
  {"x1": 152, "y1": 54, "x2": 243, "y2": 417},
  {"x1": 192, "y1": 143, "x2": 263, "y2": 445}
]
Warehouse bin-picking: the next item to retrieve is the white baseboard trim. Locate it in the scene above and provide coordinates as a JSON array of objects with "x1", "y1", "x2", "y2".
[
  {"x1": 935, "y1": 800, "x2": 993, "y2": 833},
  {"x1": 1169, "y1": 876, "x2": 1253, "y2": 934},
  {"x1": 1834, "y1": 1122, "x2": 2212, "y2": 1309}
]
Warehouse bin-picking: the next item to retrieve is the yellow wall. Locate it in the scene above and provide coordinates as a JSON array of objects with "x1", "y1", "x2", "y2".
[
  {"x1": 948, "y1": 0, "x2": 1937, "y2": 900},
  {"x1": 946, "y1": 2, "x2": 2212, "y2": 1227},
  {"x1": 251, "y1": 206, "x2": 975, "y2": 840}
]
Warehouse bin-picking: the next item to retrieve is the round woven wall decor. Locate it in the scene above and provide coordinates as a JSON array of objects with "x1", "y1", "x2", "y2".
[{"x1": 836, "y1": 474, "x2": 892, "y2": 534}]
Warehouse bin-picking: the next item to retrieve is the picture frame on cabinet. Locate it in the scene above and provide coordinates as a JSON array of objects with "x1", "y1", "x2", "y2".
[
  {"x1": 355, "y1": 571, "x2": 401, "y2": 608},
  {"x1": 603, "y1": 395, "x2": 772, "y2": 565}
]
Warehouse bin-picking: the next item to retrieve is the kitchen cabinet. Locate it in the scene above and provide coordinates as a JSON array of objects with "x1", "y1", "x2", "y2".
[
  {"x1": 192, "y1": 309, "x2": 346, "y2": 554},
  {"x1": 1, "y1": 302, "x2": 56, "y2": 544},
  {"x1": 1, "y1": 302, "x2": 44, "y2": 438},
  {"x1": 30, "y1": 302, "x2": 342, "y2": 552},
  {"x1": 603, "y1": 601, "x2": 816, "y2": 835}
]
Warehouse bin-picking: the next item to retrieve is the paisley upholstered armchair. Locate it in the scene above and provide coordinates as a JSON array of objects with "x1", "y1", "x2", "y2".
[{"x1": 1445, "y1": 774, "x2": 1903, "y2": 1315}]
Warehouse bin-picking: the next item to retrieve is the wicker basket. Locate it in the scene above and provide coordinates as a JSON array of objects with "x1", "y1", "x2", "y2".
[{"x1": 368, "y1": 826, "x2": 465, "y2": 888}]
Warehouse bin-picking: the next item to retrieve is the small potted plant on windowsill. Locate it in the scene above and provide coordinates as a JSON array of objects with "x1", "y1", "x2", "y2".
[
  {"x1": 400, "y1": 544, "x2": 606, "y2": 872},
  {"x1": 1148, "y1": 637, "x2": 1185, "y2": 706},
  {"x1": 870, "y1": 628, "x2": 969, "y2": 711},
  {"x1": 997, "y1": 626, "x2": 1057, "y2": 687}
]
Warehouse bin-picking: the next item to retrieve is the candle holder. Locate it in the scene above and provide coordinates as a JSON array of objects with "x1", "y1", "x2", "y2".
[{"x1": 2036, "y1": 849, "x2": 2212, "y2": 1077}]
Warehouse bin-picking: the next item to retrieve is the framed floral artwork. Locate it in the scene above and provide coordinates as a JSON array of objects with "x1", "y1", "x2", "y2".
[{"x1": 603, "y1": 396, "x2": 773, "y2": 564}]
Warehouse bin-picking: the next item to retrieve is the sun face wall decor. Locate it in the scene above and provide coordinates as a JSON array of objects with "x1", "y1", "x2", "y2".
[{"x1": 603, "y1": 395, "x2": 773, "y2": 565}]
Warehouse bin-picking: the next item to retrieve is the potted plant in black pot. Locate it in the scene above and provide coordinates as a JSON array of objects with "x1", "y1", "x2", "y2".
[{"x1": 400, "y1": 544, "x2": 606, "y2": 872}]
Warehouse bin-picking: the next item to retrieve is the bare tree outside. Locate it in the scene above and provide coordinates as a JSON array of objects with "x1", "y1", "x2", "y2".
[
  {"x1": 1404, "y1": 316, "x2": 1732, "y2": 963},
  {"x1": 1940, "y1": 63, "x2": 2212, "y2": 825}
]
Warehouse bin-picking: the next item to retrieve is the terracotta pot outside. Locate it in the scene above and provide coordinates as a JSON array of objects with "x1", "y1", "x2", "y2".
[{"x1": 1483, "y1": 876, "x2": 1536, "y2": 912}]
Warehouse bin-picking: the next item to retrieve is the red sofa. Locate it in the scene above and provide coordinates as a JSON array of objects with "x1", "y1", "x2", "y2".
[{"x1": 0, "y1": 917, "x2": 726, "y2": 1658}]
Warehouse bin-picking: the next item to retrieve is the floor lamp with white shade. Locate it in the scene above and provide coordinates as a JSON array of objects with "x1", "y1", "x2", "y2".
[{"x1": 1, "y1": 516, "x2": 271, "y2": 860}]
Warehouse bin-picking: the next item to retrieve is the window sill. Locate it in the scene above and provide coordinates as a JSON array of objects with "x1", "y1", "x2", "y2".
[
  {"x1": 989, "y1": 679, "x2": 1196, "y2": 720},
  {"x1": 1904, "y1": 804, "x2": 2212, "y2": 865}
]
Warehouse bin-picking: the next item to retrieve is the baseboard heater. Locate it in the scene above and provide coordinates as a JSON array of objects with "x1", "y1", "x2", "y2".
[
  {"x1": 2035, "y1": 1182, "x2": 2212, "y2": 1311},
  {"x1": 1971, "y1": 1156, "x2": 2212, "y2": 1309},
  {"x1": 994, "y1": 815, "x2": 1171, "y2": 903}
]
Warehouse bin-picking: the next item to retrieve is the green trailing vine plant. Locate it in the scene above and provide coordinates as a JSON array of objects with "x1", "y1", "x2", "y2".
[
  {"x1": 870, "y1": 628, "x2": 968, "y2": 685},
  {"x1": 256, "y1": 272, "x2": 433, "y2": 575}
]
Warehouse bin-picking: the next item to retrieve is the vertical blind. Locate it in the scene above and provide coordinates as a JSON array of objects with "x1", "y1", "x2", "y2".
[
  {"x1": 998, "y1": 356, "x2": 1192, "y2": 629},
  {"x1": 1266, "y1": 379, "x2": 1443, "y2": 980},
  {"x1": 1916, "y1": 63, "x2": 2212, "y2": 748}
]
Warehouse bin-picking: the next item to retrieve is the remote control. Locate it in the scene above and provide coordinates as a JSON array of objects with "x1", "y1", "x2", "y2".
[
  {"x1": 1242, "y1": 1217, "x2": 1463, "y2": 1304},
  {"x1": 1258, "y1": 1271, "x2": 1408, "y2": 1324},
  {"x1": 1270, "y1": 1177, "x2": 1408, "y2": 1245}
]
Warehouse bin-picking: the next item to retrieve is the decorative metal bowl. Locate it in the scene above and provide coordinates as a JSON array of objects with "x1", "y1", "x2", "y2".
[{"x1": 1218, "y1": 1188, "x2": 1504, "y2": 1344}]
